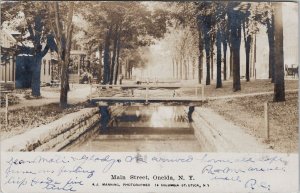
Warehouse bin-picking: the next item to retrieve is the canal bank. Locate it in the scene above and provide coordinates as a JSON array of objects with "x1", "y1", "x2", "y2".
[
  {"x1": 1, "y1": 106, "x2": 125, "y2": 151},
  {"x1": 191, "y1": 107, "x2": 274, "y2": 153},
  {"x1": 1, "y1": 104, "x2": 273, "y2": 153}
]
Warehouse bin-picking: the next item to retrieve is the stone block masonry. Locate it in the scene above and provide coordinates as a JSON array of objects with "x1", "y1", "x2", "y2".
[
  {"x1": 191, "y1": 107, "x2": 274, "y2": 153},
  {"x1": 1, "y1": 107, "x2": 101, "y2": 151},
  {"x1": 1, "y1": 106, "x2": 123, "y2": 152}
]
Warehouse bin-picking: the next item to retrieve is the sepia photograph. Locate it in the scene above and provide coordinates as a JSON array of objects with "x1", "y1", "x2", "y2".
[{"x1": 0, "y1": 1, "x2": 299, "y2": 193}]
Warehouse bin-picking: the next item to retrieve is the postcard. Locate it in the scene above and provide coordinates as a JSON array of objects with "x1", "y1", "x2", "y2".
[{"x1": 0, "y1": 1, "x2": 298, "y2": 193}]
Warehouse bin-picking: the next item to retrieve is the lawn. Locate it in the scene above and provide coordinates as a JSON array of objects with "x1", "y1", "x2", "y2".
[
  {"x1": 0, "y1": 102, "x2": 90, "y2": 141},
  {"x1": 179, "y1": 79, "x2": 298, "y2": 152},
  {"x1": 179, "y1": 79, "x2": 298, "y2": 98}
]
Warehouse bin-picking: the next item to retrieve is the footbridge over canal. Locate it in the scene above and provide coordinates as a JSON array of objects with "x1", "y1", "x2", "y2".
[{"x1": 89, "y1": 84, "x2": 207, "y2": 106}]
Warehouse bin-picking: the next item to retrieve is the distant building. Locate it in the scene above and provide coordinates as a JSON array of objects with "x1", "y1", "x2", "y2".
[
  {"x1": 69, "y1": 40, "x2": 88, "y2": 83},
  {"x1": 41, "y1": 51, "x2": 58, "y2": 84},
  {"x1": 0, "y1": 29, "x2": 17, "y2": 87},
  {"x1": 16, "y1": 51, "x2": 58, "y2": 88}
]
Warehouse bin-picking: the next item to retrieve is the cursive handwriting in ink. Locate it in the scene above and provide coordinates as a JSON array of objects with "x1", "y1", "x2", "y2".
[
  {"x1": 245, "y1": 178, "x2": 271, "y2": 191},
  {"x1": 31, "y1": 177, "x2": 83, "y2": 192},
  {"x1": 70, "y1": 154, "x2": 120, "y2": 173},
  {"x1": 211, "y1": 175, "x2": 242, "y2": 183},
  {"x1": 202, "y1": 164, "x2": 245, "y2": 175},
  {"x1": 151, "y1": 155, "x2": 193, "y2": 163},
  {"x1": 245, "y1": 179, "x2": 257, "y2": 190},
  {"x1": 125, "y1": 154, "x2": 147, "y2": 163},
  {"x1": 57, "y1": 165, "x2": 95, "y2": 178},
  {"x1": 5, "y1": 176, "x2": 27, "y2": 188}
]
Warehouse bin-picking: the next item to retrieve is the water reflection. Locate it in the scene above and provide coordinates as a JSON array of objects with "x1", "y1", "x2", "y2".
[
  {"x1": 99, "y1": 105, "x2": 191, "y2": 134},
  {"x1": 67, "y1": 105, "x2": 201, "y2": 152},
  {"x1": 150, "y1": 106, "x2": 178, "y2": 127},
  {"x1": 99, "y1": 106, "x2": 111, "y2": 133}
]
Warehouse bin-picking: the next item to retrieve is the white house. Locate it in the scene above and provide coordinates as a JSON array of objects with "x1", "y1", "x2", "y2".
[{"x1": 0, "y1": 29, "x2": 17, "y2": 83}]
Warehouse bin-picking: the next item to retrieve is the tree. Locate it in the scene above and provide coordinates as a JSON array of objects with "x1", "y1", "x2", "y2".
[
  {"x1": 222, "y1": 33, "x2": 228, "y2": 80},
  {"x1": 197, "y1": 24, "x2": 204, "y2": 83},
  {"x1": 241, "y1": 5, "x2": 252, "y2": 82},
  {"x1": 49, "y1": 2, "x2": 74, "y2": 108},
  {"x1": 273, "y1": 2, "x2": 285, "y2": 102},
  {"x1": 1, "y1": 2, "x2": 55, "y2": 97},
  {"x1": 216, "y1": 29, "x2": 222, "y2": 88},
  {"x1": 81, "y1": 2, "x2": 169, "y2": 84},
  {"x1": 199, "y1": 14, "x2": 212, "y2": 85},
  {"x1": 251, "y1": 3, "x2": 275, "y2": 82},
  {"x1": 213, "y1": 2, "x2": 227, "y2": 88},
  {"x1": 102, "y1": 25, "x2": 112, "y2": 84},
  {"x1": 228, "y1": 3, "x2": 243, "y2": 91},
  {"x1": 267, "y1": 7, "x2": 275, "y2": 82}
]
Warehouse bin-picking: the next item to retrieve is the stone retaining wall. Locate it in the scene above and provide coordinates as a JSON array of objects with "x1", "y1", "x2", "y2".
[
  {"x1": 1, "y1": 106, "x2": 126, "y2": 152},
  {"x1": 191, "y1": 107, "x2": 273, "y2": 152}
]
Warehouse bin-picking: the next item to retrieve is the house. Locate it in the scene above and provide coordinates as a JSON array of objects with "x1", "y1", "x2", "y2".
[
  {"x1": 69, "y1": 41, "x2": 87, "y2": 83},
  {"x1": 0, "y1": 29, "x2": 17, "y2": 87},
  {"x1": 41, "y1": 51, "x2": 58, "y2": 84}
]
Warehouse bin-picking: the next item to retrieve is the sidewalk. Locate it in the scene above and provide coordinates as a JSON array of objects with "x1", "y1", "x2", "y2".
[{"x1": 0, "y1": 84, "x2": 97, "y2": 112}]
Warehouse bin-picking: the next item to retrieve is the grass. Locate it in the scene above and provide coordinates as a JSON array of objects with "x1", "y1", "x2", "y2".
[
  {"x1": 0, "y1": 102, "x2": 91, "y2": 141},
  {"x1": 179, "y1": 79, "x2": 298, "y2": 152},
  {"x1": 179, "y1": 79, "x2": 298, "y2": 98},
  {"x1": 203, "y1": 92, "x2": 298, "y2": 153}
]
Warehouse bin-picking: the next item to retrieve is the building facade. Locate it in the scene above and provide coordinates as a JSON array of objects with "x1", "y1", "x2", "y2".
[{"x1": 0, "y1": 30, "x2": 17, "y2": 84}]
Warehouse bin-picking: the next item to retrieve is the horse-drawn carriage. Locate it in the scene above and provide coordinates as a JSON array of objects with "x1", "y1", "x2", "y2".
[{"x1": 285, "y1": 64, "x2": 298, "y2": 78}]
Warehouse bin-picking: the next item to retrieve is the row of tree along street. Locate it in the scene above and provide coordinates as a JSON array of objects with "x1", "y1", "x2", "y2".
[
  {"x1": 1, "y1": 1, "x2": 287, "y2": 108},
  {"x1": 168, "y1": 2, "x2": 286, "y2": 102}
]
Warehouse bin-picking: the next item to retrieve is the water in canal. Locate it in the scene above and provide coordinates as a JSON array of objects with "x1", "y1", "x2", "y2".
[{"x1": 64, "y1": 105, "x2": 202, "y2": 152}]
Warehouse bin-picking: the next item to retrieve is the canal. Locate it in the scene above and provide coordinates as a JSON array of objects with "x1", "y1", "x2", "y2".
[{"x1": 64, "y1": 105, "x2": 202, "y2": 152}]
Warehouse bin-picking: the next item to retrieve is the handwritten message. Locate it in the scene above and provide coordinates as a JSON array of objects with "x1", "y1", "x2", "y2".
[{"x1": 1, "y1": 152, "x2": 298, "y2": 193}]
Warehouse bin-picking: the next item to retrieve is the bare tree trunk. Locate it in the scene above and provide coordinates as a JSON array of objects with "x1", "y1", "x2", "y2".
[
  {"x1": 51, "y1": 2, "x2": 74, "y2": 108},
  {"x1": 210, "y1": 35, "x2": 215, "y2": 80},
  {"x1": 198, "y1": 28, "x2": 204, "y2": 84},
  {"x1": 172, "y1": 58, "x2": 175, "y2": 78},
  {"x1": 205, "y1": 32, "x2": 211, "y2": 85},
  {"x1": 103, "y1": 26, "x2": 112, "y2": 84},
  {"x1": 243, "y1": 20, "x2": 252, "y2": 82},
  {"x1": 114, "y1": 26, "x2": 121, "y2": 85},
  {"x1": 267, "y1": 11, "x2": 275, "y2": 83},
  {"x1": 245, "y1": 37, "x2": 251, "y2": 82},
  {"x1": 273, "y1": 2, "x2": 285, "y2": 102},
  {"x1": 184, "y1": 59, "x2": 187, "y2": 80},
  {"x1": 187, "y1": 58, "x2": 190, "y2": 79},
  {"x1": 98, "y1": 44, "x2": 103, "y2": 83},
  {"x1": 222, "y1": 38, "x2": 227, "y2": 80},
  {"x1": 216, "y1": 30, "x2": 222, "y2": 88},
  {"x1": 125, "y1": 59, "x2": 128, "y2": 79},
  {"x1": 180, "y1": 56, "x2": 183, "y2": 79},
  {"x1": 229, "y1": 8, "x2": 241, "y2": 92},
  {"x1": 192, "y1": 58, "x2": 195, "y2": 79},
  {"x1": 110, "y1": 24, "x2": 118, "y2": 85},
  {"x1": 176, "y1": 58, "x2": 179, "y2": 79}
]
